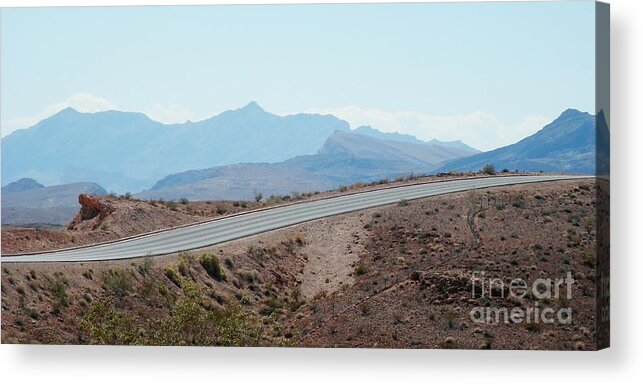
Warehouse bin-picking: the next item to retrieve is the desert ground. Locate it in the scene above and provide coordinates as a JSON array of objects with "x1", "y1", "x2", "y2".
[{"x1": 1, "y1": 178, "x2": 602, "y2": 349}]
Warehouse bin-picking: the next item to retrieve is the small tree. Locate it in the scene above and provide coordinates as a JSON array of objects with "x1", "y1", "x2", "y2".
[
  {"x1": 481, "y1": 164, "x2": 496, "y2": 175},
  {"x1": 253, "y1": 190, "x2": 263, "y2": 202}
]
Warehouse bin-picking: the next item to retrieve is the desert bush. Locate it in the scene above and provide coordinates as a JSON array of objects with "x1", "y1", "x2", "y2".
[
  {"x1": 215, "y1": 303, "x2": 263, "y2": 346},
  {"x1": 164, "y1": 267, "x2": 182, "y2": 287},
  {"x1": 511, "y1": 194, "x2": 526, "y2": 208},
  {"x1": 200, "y1": 253, "x2": 226, "y2": 281},
  {"x1": 178, "y1": 261, "x2": 190, "y2": 278},
  {"x1": 253, "y1": 190, "x2": 263, "y2": 202},
  {"x1": 81, "y1": 282, "x2": 262, "y2": 346},
  {"x1": 398, "y1": 199, "x2": 409, "y2": 207},
  {"x1": 81, "y1": 300, "x2": 140, "y2": 345},
  {"x1": 47, "y1": 273, "x2": 69, "y2": 314},
  {"x1": 248, "y1": 245, "x2": 266, "y2": 261},
  {"x1": 240, "y1": 270, "x2": 260, "y2": 285},
  {"x1": 481, "y1": 164, "x2": 496, "y2": 175},
  {"x1": 137, "y1": 257, "x2": 154, "y2": 276},
  {"x1": 101, "y1": 268, "x2": 133, "y2": 298},
  {"x1": 177, "y1": 251, "x2": 195, "y2": 277},
  {"x1": 443, "y1": 309, "x2": 458, "y2": 330},
  {"x1": 294, "y1": 233, "x2": 305, "y2": 246},
  {"x1": 288, "y1": 287, "x2": 304, "y2": 311},
  {"x1": 354, "y1": 265, "x2": 367, "y2": 276}
]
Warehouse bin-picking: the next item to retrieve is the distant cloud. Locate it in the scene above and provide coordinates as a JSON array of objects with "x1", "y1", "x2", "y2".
[
  {"x1": 143, "y1": 103, "x2": 197, "y2": 125},
  {"x1": 1, "y1": 92, "x2": 119, "y2": 137},
  {"x1": 304, "y1": 106, "x2": 552, "y2": 151},
  {"x1": 1, "y1": 93, "x2": 200, "y2": 137}
]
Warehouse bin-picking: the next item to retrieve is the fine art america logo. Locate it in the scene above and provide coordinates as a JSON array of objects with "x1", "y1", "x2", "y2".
[{"x1": 469, "y1": 271, "x2": 574, "y2": 325}]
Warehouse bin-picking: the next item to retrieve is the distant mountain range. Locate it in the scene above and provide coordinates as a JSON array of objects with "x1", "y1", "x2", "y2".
[
  {"x1": 1, "y1": 102, "x2": 481, "y2": 194},
  {"x1": 354, "y1": 125, "x2": 480, "y2": 153},
  {"x1": 1, "y1": 102, "x2": 351, "y2": 193},
  {"x1": 437, "y1": 109, "x2": 608, "y2": 175},
  {"x1": 1, "y1": 180, "x2": 106, "y2": 227},
  {"x1": 138, "y1": 131, "x2": 476, "y2": 200},
  {"x1": 0, "y1": 104, "x2": 607, "y2": 226}
]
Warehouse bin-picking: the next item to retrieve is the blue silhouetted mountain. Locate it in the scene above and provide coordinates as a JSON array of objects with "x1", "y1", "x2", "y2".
[
  {"x1": 140, "y1": 131, "x2": 474, "y2": 201},
  {"x1": 425, "y1": 139, "x2": 480, "y2": 153},
  {"x1": 353, "y1": 125, "x2": 480, "y2": 153},
  {"x1": 1, "y1": 178, "x2": 44, "y2": 194},
  {"x1": 1, "y1": 181, "x2": 107, "y2": 227},
  {"x1": 1, "y1": 102, "x2": 350, "y2": 193},
  {"x1": 437, "y1": 109, "x2": 601, "y2": 174}
]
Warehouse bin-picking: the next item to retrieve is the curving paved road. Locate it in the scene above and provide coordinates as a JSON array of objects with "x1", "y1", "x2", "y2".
[{"x1": 1, "y1": 175, "x2": 589, "y2": 263}]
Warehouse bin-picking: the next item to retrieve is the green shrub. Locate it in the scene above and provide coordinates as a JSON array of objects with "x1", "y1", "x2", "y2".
[
  {"x1": 81, "y1": 300, "x2": 140, "y2": 345},
  {"x1": 47, "y1": 273, "x2": 69, "y2": 314},
  {"x1": 354, "y1": 265, "x2": 367, "y2": 276},
  {"x1": 137, "y1": 257, "x2": 154, "y2": 276},
  {"x1": 164, "y1": 267, "x2": 182, "y2": 287},
  {"x1": 177, "y1": 252, "x2": 195, "y2": 277},
  {"x1": 200, "y1": 253, "x2": 226, "y2": 281},
  {"x1": 214, "y1": 303, "x2": 263, "y2": 347},
  {"x1": 101, "y1": 269, "x2": 133, "y2": 298}
]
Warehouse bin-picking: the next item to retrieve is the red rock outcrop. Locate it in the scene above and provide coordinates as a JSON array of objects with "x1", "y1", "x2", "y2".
[{"x1": 68, "y1": 194, "x2": 114, "y2": 229}]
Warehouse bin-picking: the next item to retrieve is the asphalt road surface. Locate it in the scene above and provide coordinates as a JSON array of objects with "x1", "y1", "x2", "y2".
[{"x1": 2, "y1": 175, "x2": 589, "y2": 263}]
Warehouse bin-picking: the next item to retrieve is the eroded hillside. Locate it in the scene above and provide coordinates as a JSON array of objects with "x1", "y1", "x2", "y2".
[{"x1": 1, "y1": 180, "x2": 602, "y2": 349}]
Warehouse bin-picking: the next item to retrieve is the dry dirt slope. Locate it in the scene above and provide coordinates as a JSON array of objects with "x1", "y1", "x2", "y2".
[{"x1": 1, "y1": 180, "x2": 602, "y2": 349}]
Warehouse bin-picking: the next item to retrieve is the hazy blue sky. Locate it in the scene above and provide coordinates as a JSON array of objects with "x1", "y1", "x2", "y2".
[{"x1": 1, "y1": 1, "x2": 595, "y2": 150}]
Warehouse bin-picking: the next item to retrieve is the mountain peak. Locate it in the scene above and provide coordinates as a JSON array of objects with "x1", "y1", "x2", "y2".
[
  {"x1": 2, "y1": 177, "x2": 45, "y2": 193},
  {"x1": 240, "y1": 101, "x2": 264, "y2": 112},
  {"x1": 56, "y1": 107, "x2": 80, "y2": 116},
  {"x1": 557, "y1": 108, "x2": 587, "y2": 121},
  {"x1": 437, "y1": 108, "x2": 599, "y2": 175}
]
